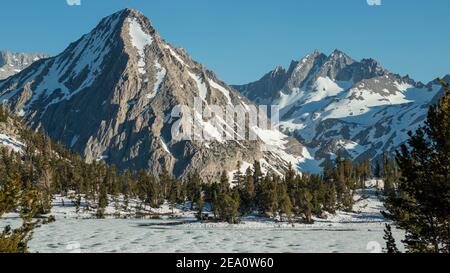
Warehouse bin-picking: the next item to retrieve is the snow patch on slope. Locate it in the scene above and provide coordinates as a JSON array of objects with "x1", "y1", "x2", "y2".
[
  {"x1": 0, "y1": 134, "x2": 24, "y2": 153},
  {"x1": 147, "y1": 61, "x2": 166, "y2": 99},
  {"x1": 70, "y1": 135, "x2": 79, "y2": 148},
  {"x1": 163, "y1": 44, "x2": 188, "y2": 67},
  {"x1": 160, "y1": 138, "x2": 172, "y2": 156},
  {"x1": 188, "y1": 71, "x2": 208, "y2": 100},
  {"x1": 208, "y1": 78, "x2": 232, "y2": 105},
  {"x1": 128, "y1": 17, "x2": 153, "y2": 74}
]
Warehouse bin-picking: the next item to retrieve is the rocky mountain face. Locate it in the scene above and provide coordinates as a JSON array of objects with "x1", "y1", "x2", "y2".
[
  {"x1": 0, "y1": 115, "x2": 25, "y2": 154},
  {"x1": 0, "y1": 51, "x2": 47, "y2": 80},
  {"x1": 234, "y1": 50, "x2": 448, "y2": 173},
  {"x1": 0, "y1": 8, "x2": 305, "y2": 180}
]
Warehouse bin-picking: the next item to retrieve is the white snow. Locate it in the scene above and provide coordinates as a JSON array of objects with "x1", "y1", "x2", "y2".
[
  {"x1": 96, "y1": 155, "x2": 108, "y2": 162},
  {"x1": 336, "y1": 140, "x2": 366, "y2": 158},
  {"x1": 228, "y1": 161, "x2": 253, "y2": 187},
  {"x1": 0, "y1": 134, "x2": 24, "y2": 153},
  {"x1": 160, "y1": 138, "x2": 171, "y2": 155},
  {"x1": 163, "y1": 44, "x2": 188, "y2": 67},
  {"x1": 298, "y1": 146, "x2": 323, "y2": 174},
  {"x1": 208, "y1": 78, "x2": 232, "y2": 105},
  {"x1": 188, "y1": 71, "x2": 208, "y2": 100},
  {"x1": 252, "y1": 126, "x2": 288, "y2": 148},
  {"x1": 194, "y1": 112, "x2": 225, "y2": 142},
  {"x1": 0, "y1": 180, "x2": 405, "y2": 253},
  {"x1": 311, "y1": 76, "x2": 345, "y2": 99},
  {"x1": 147, "y1": 61, "x2": 166, "y2": 99},
  {"x1": 0, "y1": 13, "x2": 123, "y2": 111},
  {"x1": 70, "y1": 135, "x2": 79, "y2": 148},
  {"x1": 271, "y1": 74, "x2": 443, "y2": 174},
  {"x1": 128, "y1": 17, "x2": 154, "y2": 74}
]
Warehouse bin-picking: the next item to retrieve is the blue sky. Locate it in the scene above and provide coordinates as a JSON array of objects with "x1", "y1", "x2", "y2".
[{"x1": 1, "y1": 0, "x2": 449, "y2": 84}]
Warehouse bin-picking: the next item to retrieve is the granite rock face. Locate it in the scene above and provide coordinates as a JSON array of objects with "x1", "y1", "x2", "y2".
[
  {"x1": 234, "y1": 50, "x2": 448, "y2": 173},
  {"x1": 0, "y1": 51, "x2": 48, "y2": 80},
  {"x1": 0, "y1": 9, "x2": 305, "y2": 180}
]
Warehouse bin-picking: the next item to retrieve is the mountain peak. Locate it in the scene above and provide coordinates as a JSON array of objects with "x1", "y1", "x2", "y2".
[
  {"x1": 311, "y1": 49, "x2": 323, "y2": 56},
  {"x1": 0, "y1": 9, "x2": 304, "y2": 179},
  {"x1": 116, "y1": 7, "x2": 144, "y2": 17},
  {"x1": 328, "y1": 49, "x2": 353, "y2": 62},
  {"x1": 96, "y1": 8, "x2": 156, "y2": 36},
  {"x1": 331, "y1": 48, "x2": 344, "y2": 54}
]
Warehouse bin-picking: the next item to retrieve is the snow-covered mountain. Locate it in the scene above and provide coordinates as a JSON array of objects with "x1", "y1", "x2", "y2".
[
  {"x1": 0, "y1": 8, "x2": 305, "y2": 179},
  {"x1": 0, "y1": 51, "x2": 48, "y2": 80},
  {"x1": 234, "y1": 50, "x2": 448, "y2": 173}
]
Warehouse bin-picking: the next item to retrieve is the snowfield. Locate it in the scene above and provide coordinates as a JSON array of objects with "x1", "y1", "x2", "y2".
[
  {"x1": 0, "y1": 133, "x2": 25, "y2": 153},
  {"x1": 0, "y1": 180, "x2": 405, "y2": 253}
]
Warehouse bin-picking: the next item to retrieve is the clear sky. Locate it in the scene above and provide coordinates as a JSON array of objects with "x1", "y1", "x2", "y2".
[{"x1": 0, "y1": 0, "x2": 449, "y2": 84}]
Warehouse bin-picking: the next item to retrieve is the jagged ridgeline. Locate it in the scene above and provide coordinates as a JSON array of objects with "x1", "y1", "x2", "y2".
[
  {"x1": 0, "y1": 8, "x2": 306, "y2": 180},
  {"x1": 0, "y1": 51, "x2": 48, "y2": 80},
  {"x1": 234, "y1": 51, "x2": 449, "y2": 171}
]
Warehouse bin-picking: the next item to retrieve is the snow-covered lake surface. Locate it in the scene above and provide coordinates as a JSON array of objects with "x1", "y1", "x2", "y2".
[
  {"x1": 23, "y1": 219, "x2": 402, "y2": 253},
  {"x1": 0, "y1": 180, "x2": 405, "y2": 253}
]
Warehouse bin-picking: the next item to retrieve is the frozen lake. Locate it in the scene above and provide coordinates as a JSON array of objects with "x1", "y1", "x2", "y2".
[
  {"x1": 1, "y1": 181, "x2": 405, "y2": 253},
  {"x1": 18, "y1": 218, "x2": 402, "y2": 253}
]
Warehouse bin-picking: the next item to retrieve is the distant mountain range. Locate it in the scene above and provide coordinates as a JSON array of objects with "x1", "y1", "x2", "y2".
[
  {"x1": 234, "y1": 50, "x2": 449, "y2": 172},
  {"x1": 0, "y1": 8, "x2": 304, "y2": 180},
  {"x1": 0, "y1": 9, "x2": 448, "y2": 176},
  {"x1": 0, "y1": 51, "x2": 48, "y2": 80}
]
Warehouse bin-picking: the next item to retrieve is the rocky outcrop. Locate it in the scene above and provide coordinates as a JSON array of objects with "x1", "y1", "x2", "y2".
[
  {"x1": 0, "y1": 51, "x2": 47, "y2": 80},
  {"x1": 235, "y1": 50, "x2": 447, "y2": 173},
  {"x1": 0, "y1": 9, "x2": 304, "y2": 180}
]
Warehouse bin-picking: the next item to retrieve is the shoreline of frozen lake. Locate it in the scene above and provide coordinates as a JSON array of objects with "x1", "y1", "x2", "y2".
[
  {"x1": 0, "y1": 180, "x2": 406, "y2": 253},
  {"x1": 23, "y1": 218, "x2": 403, "y2": 253}
]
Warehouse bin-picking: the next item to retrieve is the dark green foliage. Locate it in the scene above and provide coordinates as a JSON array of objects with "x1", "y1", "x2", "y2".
[
  {"x1": 382, "y1": 153, "x2": 400, "y2": 196},
  {"x1": 0, "y1": 105, "x2": 8, "y2": 123},
  {"x1": 383, "y1": 224, "x2": 399, "y2": 253},
  {"x1": 196, "y1": 193, "x2": 205, "y2": 221},
  {"x1": 1, "y1": 104, "x2": 381, "y2": 253},
  {"x1": 0, "y1": 150, "x2": 47, "y2": 252},
  {"x1": 383, "y1": 80, "x2": 450, "y2": 253},
  {"x1": 96, "y1": 183, "x2": 108, "y2": 218}
]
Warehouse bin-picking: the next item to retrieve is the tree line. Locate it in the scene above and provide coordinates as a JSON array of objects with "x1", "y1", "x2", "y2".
[
  {"x1": 382, "y1": 79, "x2": 450, "y2": 253},
  {"x1": 2, "y1": 78, "x2": 448, "y2": 253}
]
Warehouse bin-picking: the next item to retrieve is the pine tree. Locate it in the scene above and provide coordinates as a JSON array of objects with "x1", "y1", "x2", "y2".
[
  {"x1": 324, "y1": 183, "x2": 337, "y2": 214},
  {"x1": 196, "y1": 193, "x2": 205, "y2": 221},
  {"x1": 75, "y1": 193, "x2": 81, "y2": 214},
  {"x1": 187, "y1": 172, "x2": 202, "y2": 209},
  {"x1": 0, "y1": 171, "x2": 45, "y2": 252},
  {"x1": 210, "y1": 182, "x2": 220, "y2": 219},
  {"x1": 299, "y1": 188, "x2": 313, "y2": 224},
  {"x1": 278, "y1": 184, "x2": 293, "y2": 222},
  {"x1": 383, "y1": 224, "x2": 399, "y2": 253},
  {"x1": 258, "y1": 176, "x2": 278, "y2": 217},
  {"x1": 241, "y1": 167, "x2": 256, "y2": 214},
  {"x1": 253, "y1": 160, "x2": 263, "y2": 186},
  {"x1": 0, "y1": 176, "x2": 21, "y2": 216},
  {"x1": 96, "y1": 183, "x2": 108, "y2": 218},
  {"x1": 383, "y1": 80, "x2": 450, "y2": 253},
  {"x1": 219, "y1": 170, "x2": 230, "y2": 194},
  {"x1": 374, "y1": 161, "x2": 382, "y2": 179},
  {"x1": 0, "y1": 105, "x2": 7, "y2": 123},
  {"x1": 168, "y1": 179, "x2": 178, "y2": 215},
  {"x1": 233, "y1": 161, "x2": 244, "y2": 189},
  {"x1": 220, "y1": 192, "x2": 240, "y2": 224}
]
